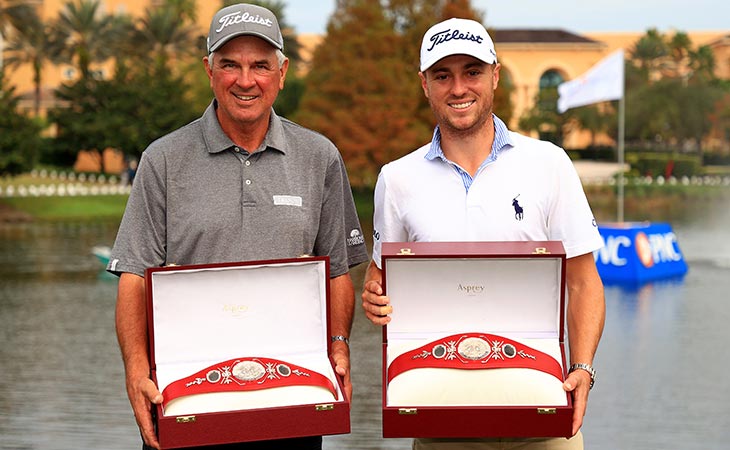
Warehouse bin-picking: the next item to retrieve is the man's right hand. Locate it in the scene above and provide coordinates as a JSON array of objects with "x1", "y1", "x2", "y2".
[
  {"x1": 360, "y1": 261, "x2": 393, "y2": 325},
  {"x1": 128, "y1": 375, "x2": 163, "y2": 449}
]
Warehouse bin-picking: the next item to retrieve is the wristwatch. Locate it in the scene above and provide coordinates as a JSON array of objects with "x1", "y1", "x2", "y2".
[
  {"x1": 569, "y1": 363, "x2": 596, "y2": 389},
  {"x1": 331, "y1": 335, "x2": 350, "y2": 346}
]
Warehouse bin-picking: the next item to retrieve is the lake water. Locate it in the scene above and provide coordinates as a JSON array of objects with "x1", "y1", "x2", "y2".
[{"x1": 1, "y1": 201, "x2": 729, "y2": 450}]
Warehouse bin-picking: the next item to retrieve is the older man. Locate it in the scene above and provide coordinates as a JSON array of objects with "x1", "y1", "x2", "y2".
[{"x1": 109, "y1": 4, "x2": 368, "y2": 449}]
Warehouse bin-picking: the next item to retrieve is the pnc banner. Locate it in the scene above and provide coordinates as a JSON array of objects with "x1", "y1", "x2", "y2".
[{"x1": 594, "y1": 222, "x2": 688, "y2": 284}]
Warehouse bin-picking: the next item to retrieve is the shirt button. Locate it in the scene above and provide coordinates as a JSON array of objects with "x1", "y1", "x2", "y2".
[
  {"x1": 245, "y1": 180, "x2": 252, "y2": 185},
  {"x1": 234, "y1": 147, "x2": 240, "y2": 153},
  {"x1": 245, "y1": 160, "x2": 251, "y2": 166}
]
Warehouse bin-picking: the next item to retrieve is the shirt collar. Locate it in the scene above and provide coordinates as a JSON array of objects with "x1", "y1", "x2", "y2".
[
  {"x1": 425, "y1": 114, "x2": 514, "y2": 163},
  {"x1": 202, "y1": 100, "x2": 287, "y2": 155}
]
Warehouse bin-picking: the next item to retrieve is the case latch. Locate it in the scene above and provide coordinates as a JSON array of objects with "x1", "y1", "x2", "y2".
[
  {"x1": 532, "y1": 247, "x2": 551, "y2": 255},
  {"x1": 315, "y1": 403, "x2": 334, "y2": 411},
  {"x1": 175, "y1": 415, "x2": 196, "y2": 423},
  {"x1": 537, "y1": 408, "x2": 557, "y2": 415},
  {"x1": 398, "y1": 408, "x2": 418, "y2": 415},
  {"x1": 398, "y1": 248, "x2": 415, "y2": 256}
]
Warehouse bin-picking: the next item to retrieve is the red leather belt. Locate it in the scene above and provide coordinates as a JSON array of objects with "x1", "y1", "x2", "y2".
[
  {"x1": 387, "y1": 333, "x2": 564, "y2": 383},
  {"x1": 162, "y1": 357, "x2": 337, "y2": 408}
]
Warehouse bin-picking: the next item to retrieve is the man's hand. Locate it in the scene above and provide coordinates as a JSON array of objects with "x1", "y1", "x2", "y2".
[
  {"x1": 127, "y1": 374, "x2": 163, "y2": 449},
  {"x1": 563, "y1": 368, "x2": 592, "y2": 436},
  {"x1": 361, "y1": 261, "x2": 392, "y2": 325},
  {"x1": 331, "y1": 340, "x2": 352, "y2": 401}
]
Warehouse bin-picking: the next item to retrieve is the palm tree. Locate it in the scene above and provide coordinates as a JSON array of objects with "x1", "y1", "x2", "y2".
[
  {"x1": 0, "y1": 0, "x2": 34, "y2": 39},
  {"x1": 3, "y1": 7, "x2": 53, "y2": 116},
  {"x1": 51, "y1": 0, "x2": 118, "y2": 81},
  {"x1": 689, "y1": 45, "x2": 716, "y2": 82},
  {"x1": 129, "y1": 6, "x2": 199, "y2": 74},
  {"x1": 631, "y1": 28, "x2": 669, "y2": 82},
  {"x1": 164, "y1": 0, "x2": 198, "y2": 24}
]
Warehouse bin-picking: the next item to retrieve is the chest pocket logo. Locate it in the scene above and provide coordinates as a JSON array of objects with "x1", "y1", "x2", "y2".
[{"x1": 512, "y1": 195, "x2": 524, "y2": 221}]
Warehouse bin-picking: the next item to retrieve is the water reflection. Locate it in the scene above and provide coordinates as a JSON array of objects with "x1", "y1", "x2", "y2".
[{"x1": 1, "y1": 205, "x2": 729, "y2": 449}]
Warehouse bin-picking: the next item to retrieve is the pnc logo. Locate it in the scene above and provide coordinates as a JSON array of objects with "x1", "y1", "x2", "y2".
[{"x1": 595, "y1": 231, "x2": 683, "y2": 268}]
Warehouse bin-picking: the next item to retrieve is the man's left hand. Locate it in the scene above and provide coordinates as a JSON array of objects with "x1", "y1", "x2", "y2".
[
  {"x1": 563, "y1": 368, "x2": 591, "y2": 436},
  {"x1": 330, "y1": 340, "x2": 352, "y2": 401}
]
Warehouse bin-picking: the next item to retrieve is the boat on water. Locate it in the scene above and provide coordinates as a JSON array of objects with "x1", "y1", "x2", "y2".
[{"x1": 92, "y1": 245, "x2": 111, "y2": 267}]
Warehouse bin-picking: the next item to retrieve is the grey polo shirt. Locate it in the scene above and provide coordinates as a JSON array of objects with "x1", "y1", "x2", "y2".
[{"x1": 108, "y1": 101, "x2": 368, "y2": 278}]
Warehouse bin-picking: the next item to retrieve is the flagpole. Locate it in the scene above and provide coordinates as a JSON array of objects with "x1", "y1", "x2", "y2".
[{"x1": 617, "y1": 94, "x2": 625, "y2": 223}]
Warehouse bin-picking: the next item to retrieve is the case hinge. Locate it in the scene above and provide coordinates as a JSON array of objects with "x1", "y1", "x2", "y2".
[
  {"x1": 315, "y1": 403, "x2": 334, "y2": 411},
  {"x1": 398, "y1": 408, "x2": 418, "y2": 415},
  {"x1": 397, "y1": 248, "x2": 415, "y2": 256},
  {"x1": 175, "y1": 415, "x2": 196, "y2": 423},
  {"x1": 537, "y1": 408, "x2": 557, "y2": 415}
]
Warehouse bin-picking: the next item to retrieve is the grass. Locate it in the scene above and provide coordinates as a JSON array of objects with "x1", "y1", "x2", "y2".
[{"x1": 1, "y1": 195, "x2": 129, "y2": 221}]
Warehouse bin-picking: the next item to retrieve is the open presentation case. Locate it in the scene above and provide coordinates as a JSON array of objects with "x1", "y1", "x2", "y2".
[
  {"x1": 145, "y1": 257, "x2": 349, "y2": 448},
  {"x1": 381, "y1": 241, "x2": 572, "y2": 438}
]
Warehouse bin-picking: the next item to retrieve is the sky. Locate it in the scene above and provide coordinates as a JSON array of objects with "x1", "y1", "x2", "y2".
[{"x1": 285, "y1": 0, "x2": 730, "y2": 35}]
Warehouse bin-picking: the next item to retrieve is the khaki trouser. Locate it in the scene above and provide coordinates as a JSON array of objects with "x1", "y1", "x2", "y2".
[{"x1": 413, "y1": 432, "x2": 583, "y2": 450}]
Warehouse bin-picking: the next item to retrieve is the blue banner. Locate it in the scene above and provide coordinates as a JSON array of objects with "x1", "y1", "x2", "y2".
[{"x1": 594, "y1": 222, "x2": 688, "y2": 284}]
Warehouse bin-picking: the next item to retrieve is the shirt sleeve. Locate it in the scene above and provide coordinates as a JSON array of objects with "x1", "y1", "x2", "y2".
[
  {"x1": 337, "y1": 155, "x2": 369, "y2": 269},
  {"x1": 547, "y1": 151, "x2": 604, "y2": 258},
  {"x1": 371, "y1": 166, "x2": 409, "y2": 269},
  {"x1": 316, "y1": 152, "x2": 367, "y2": 277},
  {"x1": 106, "y1": 150, "x2": 167, "y2": 277}
]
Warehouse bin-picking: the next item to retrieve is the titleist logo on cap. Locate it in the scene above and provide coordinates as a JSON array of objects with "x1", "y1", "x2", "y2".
[
  {"x1": 215, "y1": 10, "x2": 273, "y2": 34},
  {"x1": 426, "y1": 28, "x2": 484, "y2": 52}
]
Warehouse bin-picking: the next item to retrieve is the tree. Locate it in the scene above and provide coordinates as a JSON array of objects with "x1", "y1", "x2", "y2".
[
  {"x1": 518, "y1": 87, "x2": 568, "y2": 146},
  {"x1": 48, "y1": 68, "x2": 199, "y2": 169},
  {"x1": 0, "y1": 0, "x2": 34, "y2": 39},
  {"x1": 631, "y1": 28, "x2": 669, "y2": 82},
  {"x1": 50, "y1": 0, "x2": 120, "y2": 81},
  {"x1": 625, "y1": 28, "x2": 726, "y2": 156},
  {"x1": 295, "y1": 0, "x2": 431, "y2": 187},
  {"x1": 0, "y1": 69, "x2": 42, "y2": 175},
  {"x1": 2, "y1": 7, "x2": 53, "y2": 116},
  {"x1": 127, "y1": 5, "x2": 200, "y2": 74}
]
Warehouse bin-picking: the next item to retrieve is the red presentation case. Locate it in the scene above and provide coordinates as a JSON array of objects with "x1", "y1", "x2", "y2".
[
  {"x1": 145, "y1": 257, "x2": 350, "y2": 449},
  {"x1": 381, "y1": 241, "x2": 572, "y2": 438}
]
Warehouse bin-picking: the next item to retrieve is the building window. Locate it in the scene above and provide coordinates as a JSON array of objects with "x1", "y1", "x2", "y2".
[{"x1": 539, "y1": 69, "x2": 564, "y2": 90}]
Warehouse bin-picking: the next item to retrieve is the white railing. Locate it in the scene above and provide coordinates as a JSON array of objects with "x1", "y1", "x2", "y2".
[
  {"x1": 0, "y1": 170, "x2": 133, "y2": 198},
  {"x1": 581, "y1": 174, "x2": 730, "y2": 187}
]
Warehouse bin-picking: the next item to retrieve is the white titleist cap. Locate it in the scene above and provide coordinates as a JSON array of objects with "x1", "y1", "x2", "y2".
[
  {"x1": 420, "y1": 18, "x2": 497, "y2": 72},
  {"x1": 207, "y1": 3, "x2": 283, "y2": 53}
]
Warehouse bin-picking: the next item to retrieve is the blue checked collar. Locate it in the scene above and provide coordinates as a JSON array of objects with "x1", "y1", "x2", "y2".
[{"x1": 425, "y1": 114, "x2": 514, "y2": 166}]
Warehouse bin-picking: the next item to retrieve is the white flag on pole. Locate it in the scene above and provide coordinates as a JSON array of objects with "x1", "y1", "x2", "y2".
[{"x1": 557, "y1": 49, "x2": 624, "y2": 113}]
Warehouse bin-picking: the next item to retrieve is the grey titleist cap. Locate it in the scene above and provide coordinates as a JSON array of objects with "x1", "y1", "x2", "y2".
[{"x1": 207, "y1": 3, "x2": 283, "y2": 53}]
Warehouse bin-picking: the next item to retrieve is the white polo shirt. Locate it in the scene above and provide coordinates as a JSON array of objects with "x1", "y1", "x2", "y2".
[{"x1": 372, "y1": 116, "x2": 603, "y2": 267}]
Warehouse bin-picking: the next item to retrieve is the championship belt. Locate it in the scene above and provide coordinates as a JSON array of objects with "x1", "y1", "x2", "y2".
[
  {"x1": 387, "y1": 333, "x2": 564, "y2": 383},
  {"x1": 162, "y1": 357, "x2": 337, "y2": 408}
]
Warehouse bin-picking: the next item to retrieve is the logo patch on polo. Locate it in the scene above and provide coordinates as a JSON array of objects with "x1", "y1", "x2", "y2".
[
  {"x1": 512, "y1": 195, "x2": 524, "y2": 221},
  {"x1": 273, "y1": 195, "x2": 302, "y2": 207},
  {"x1": 347, "y1": 229, "x2": 365, "y2": 247}
]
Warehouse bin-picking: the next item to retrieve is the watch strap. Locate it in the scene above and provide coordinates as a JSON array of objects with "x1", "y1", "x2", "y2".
[{"x1": 569, "y1": 363, "x2": 596, "y2": 389}]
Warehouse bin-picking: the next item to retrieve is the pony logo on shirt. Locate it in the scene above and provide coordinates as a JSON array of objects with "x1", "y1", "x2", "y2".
[{"x1": 512, "y1": 195, "x2": 524, "y2": 221}]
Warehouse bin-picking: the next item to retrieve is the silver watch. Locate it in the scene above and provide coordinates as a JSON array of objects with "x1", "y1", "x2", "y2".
[
  {"x1": 331, "y1": 335, "x2": 349, "y2": 346},
  {"x1": 569, "y1": 363, "x2": 596, "y2": 389}
]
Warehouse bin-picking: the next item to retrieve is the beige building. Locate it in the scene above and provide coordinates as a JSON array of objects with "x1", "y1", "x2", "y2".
[{"x1": 3, "y1": 1, "x2": 729, "y2": 147}]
